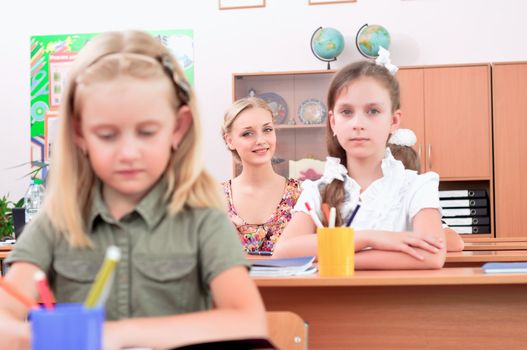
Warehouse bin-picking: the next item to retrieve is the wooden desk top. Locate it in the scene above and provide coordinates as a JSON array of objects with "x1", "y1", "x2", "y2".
[
  {"x1": 253, "y1": 267, "x2": 527, "y2": 287},
  {"x1": 0, "y1": 245, "x2": 13, "y2": 260},
  {"x1": 0, "y1": 245, "x2": 14, "y2": 252},
  {"x1": 447, "y1": 250, "x2": 527, "y2": 263},
  {"x1": 463, "y1": 241, "x2": 527, "y2": 251},
  {"x1": 463, "y1": 236, "x2": 527, "y2": 243}
]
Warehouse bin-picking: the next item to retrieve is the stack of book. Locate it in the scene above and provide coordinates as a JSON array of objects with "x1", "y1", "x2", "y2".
[
  {"x1": 440, "y1": 189, "x2": 490, "y2": 234},
  {"x1": 249, "y1": 256, "x2": 317, "y2": 277}
]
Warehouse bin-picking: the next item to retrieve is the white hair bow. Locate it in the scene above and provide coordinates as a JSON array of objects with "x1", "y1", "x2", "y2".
[
  {"x1": 375, "y1": 47, "x2": 398, "y2": 75},
  {"x1": 320, "y1": 157, "x2": 348, "y2": 184},
  {"x1": 389, "y1": 128, "x2": 417, "y2": 147}
]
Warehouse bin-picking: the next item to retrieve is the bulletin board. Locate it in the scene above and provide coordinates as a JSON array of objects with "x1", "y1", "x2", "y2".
[{"x1": 29, "y1": 29, "x2": 194, "y2": 180}]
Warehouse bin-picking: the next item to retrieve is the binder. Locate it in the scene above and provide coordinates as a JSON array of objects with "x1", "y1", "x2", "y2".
[
  {"x1": 440, "y1": 198, "x2": 487, "y2": 208},
  {"x1": 439, "y1": 189, "x2": 487, "y2": 199},
  {"x1": 442, "y1": 208, "x2": 488, "y2": 217},
  {"x1": 443, "y1": 217, "x2": 490, "y2": 226},
  {"x1": 451, "y1": 225, "x2": 490, "y2": 234}
]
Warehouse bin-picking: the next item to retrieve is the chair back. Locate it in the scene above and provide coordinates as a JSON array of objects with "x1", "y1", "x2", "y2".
[{"x1": 267, "y1": 311, "x2": 308, "y2": 350}]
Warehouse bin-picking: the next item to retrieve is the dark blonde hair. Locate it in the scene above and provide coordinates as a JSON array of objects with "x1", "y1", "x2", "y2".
[
  {"x1": 44, "y1": 31, "x2": 223, "y2": 247},
  {"x1": 221, "y1": 97, "x2": 273, "y2": 162},
  {"x1": 322, "y1": 60, "x2": 401, "y2": 226},
  {"x1": 389, "y1": 144, "x2": 420, "y2": 173}
]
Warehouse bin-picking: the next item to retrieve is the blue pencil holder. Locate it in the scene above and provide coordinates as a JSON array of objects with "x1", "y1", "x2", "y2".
[{"x1": 30, "y1": 303, "x2": 104, "y2": 350}]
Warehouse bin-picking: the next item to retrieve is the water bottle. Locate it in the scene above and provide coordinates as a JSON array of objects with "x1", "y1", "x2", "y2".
[{"x1": 24, "y1": 179, "x2": 45, "y2": 223}]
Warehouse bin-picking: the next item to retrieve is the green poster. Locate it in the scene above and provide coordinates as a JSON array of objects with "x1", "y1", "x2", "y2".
[{"x1": 29, "y1": 29, "x2": 194, "y2": 180}]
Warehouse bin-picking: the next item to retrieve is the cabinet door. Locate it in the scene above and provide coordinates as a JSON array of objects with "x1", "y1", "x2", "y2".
[
  {"x1": 423, "y1": 65, "x2": 491, "y2": 179},
  {"x1": 397, "y1": 68, "x2": 425, "y2": 173},
  {"x1": 493, "y1": 63, "x2": 527, "y2": 237}
]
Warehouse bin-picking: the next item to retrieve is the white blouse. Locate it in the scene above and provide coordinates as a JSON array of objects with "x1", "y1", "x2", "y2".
[{"x1": 293, "y1": 148, "x2": 440, "y2": 232}]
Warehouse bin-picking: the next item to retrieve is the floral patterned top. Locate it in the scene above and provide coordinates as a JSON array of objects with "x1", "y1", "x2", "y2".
[{"x1": 222, "y1": 178, "x2": 302, "y2": 253}]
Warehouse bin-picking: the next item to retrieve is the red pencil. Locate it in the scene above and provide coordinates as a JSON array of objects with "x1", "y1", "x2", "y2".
[
  {"x1": 0, "y1": 276, "x2": 38, "y2": 309},
  {"x1": 34, "y1": 271, "x2": 55, "y2": 311}
]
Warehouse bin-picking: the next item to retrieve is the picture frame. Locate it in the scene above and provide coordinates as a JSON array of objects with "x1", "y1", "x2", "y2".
[
  {"x1": 308, "y1": 0, "x2": 356, "y2": 5},
  {"x1": 219, "y1": 0, "x2": 266, "y2": 10}
]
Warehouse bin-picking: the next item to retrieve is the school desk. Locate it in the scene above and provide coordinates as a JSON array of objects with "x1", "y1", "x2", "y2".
[
  {"x1": 445, "y1": 250, "x2": 527, "y2": 267},
  {"x1": 254, "y1": 268, "x2": 527, "y2": 350},
  {"x1": 462, "y1": 236, "x2": 527, "y2": 243},
  {"x1": 0, "y1": 245, "x2": 13, "y2": 275},
  {"x1": 463, "y1": 241, "x2": 527, "y2": 251}
]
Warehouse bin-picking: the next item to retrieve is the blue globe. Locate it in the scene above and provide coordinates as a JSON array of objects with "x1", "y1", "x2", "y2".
[
  {"x1": 356, "y1": 24, "x2": 391, "y2": 58},
  {"x1": 311, "y1": 27, "x2": 345, "y2": 62}
]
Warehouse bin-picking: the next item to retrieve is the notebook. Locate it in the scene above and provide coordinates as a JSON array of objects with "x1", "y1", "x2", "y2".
[
  {"x1": 482, "y1": 262, "x2": 527, "y2": 274},
  {"x1": 250, "y1": 256, "x2": 317, "y2": 277}
]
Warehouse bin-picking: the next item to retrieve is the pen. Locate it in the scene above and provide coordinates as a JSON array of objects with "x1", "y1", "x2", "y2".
[
  {"x1": 304, "y1": 202, "x2": 323, "y2": 228},
  {"x1": 345, "y1": 203, "x2": 361, "y2": 227},
  {"x1": 329, "y1": 207, "x2": 336, "y2": 228}
]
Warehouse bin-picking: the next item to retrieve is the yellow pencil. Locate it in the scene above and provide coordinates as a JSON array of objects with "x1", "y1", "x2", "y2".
[{"x1": 84, "y1": 246, "x2": 121, "y2": 308}]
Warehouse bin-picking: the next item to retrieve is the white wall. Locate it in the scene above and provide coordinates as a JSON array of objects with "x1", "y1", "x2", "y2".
[{"x1": 1, "y1": 0, "x2": 526, "y2": 200}]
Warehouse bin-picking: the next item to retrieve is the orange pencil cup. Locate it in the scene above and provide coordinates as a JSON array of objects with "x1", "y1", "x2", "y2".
[{"x1": 317, "y1": 227, "x2": 355, "y2": 276}]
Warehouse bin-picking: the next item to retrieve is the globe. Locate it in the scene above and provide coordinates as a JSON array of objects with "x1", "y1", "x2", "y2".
[
  {"x1": 355, "y1": 24, "x2": 391, "y2": 58},
  {"x1": 310, "y1": 27, "x2": 345, "y2": 69}
]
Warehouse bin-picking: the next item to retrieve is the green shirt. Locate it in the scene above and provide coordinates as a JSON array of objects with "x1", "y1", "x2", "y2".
[{"x1": 6, "y1": 180, "x2": 249, "y2": 321}]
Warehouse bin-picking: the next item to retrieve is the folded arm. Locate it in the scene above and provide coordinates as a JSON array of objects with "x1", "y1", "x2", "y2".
[{"x1": 274, "y1": 209, "x2": 446, "y2": 269}]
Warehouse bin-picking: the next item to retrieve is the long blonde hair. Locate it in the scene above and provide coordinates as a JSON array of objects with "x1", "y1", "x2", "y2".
[
  {"x1": 221, "y1": 97, "x2": 273, "y2": 162},
  {"x1": 44, "y1": 31, "x2": 223, "y2": 247},
  {"x1": 323, "y1": 60, "x2": 401, "y2": 226}
]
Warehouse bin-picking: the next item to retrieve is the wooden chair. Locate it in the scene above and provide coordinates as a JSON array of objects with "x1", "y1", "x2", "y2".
[{"x1": 267, "y1": 311, "x2": 308, "y2": 350}]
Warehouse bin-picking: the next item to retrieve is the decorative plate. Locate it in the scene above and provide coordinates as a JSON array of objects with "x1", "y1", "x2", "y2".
[
  {"x1": 258, "y1": 92, "x2": 288, "y2": 124},
  {"x1": 298, "y1": 98, "x2": 327, "y2": 125}
]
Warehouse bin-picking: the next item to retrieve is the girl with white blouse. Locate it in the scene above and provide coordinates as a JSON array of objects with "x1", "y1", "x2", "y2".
[{"x1": 274, "y1": 55, "x2": 446, "y2": 269}]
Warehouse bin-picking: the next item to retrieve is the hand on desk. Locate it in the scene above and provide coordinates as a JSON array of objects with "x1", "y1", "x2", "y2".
[{"x1": 358, "y1": 230, "x2": 444, "y2": 261}]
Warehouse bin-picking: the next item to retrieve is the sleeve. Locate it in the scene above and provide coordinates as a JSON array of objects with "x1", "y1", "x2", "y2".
[
  {"x1": 197, "y1": 208, "x2": 250, "y2": 285},
  {"x1": 407, "y1": 172, "x2": 441, "y2": 221},
  {"x1": 292, "y1": 180, "x2": 323, "y2": 219},
  {"x1": 5, "y1": 212, "x2": 56, "y2": 272}
]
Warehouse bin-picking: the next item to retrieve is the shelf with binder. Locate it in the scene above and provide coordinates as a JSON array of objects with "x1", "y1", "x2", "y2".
[{"x1": 439, "y1": 180, "x2": 492, "y2": 237}]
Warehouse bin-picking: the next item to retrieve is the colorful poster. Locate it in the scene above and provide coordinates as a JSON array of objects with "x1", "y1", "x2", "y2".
[{"x1": 29, "y1": 29, "x2": 194, "y2": 180}]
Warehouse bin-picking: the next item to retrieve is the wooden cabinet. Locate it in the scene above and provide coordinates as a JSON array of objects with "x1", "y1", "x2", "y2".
[
  {"x1": 424, "y1": 65, "x2": 492, "y2": 179},
  {"x1": 397, "y1": 68, "x2": 426, "y2": 173},
  {"x1": 398, "y1": 65, "x2": 493, "y2": 236},
  {"x1": 398, "y1": 65, "x2": 492, "y2": 179},
  {"x1": 492, "y1": 62, "x2": 527, "y2": 237}
]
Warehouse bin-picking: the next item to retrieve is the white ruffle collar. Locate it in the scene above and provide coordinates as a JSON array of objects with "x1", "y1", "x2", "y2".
[{"x1": 320, "y1": 148, "x2": 406, "y2": 228}]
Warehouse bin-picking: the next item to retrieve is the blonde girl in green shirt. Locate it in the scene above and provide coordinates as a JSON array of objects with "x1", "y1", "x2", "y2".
[{"x1": 0, "y1": 31, "x2": 266, "y2": 349}]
